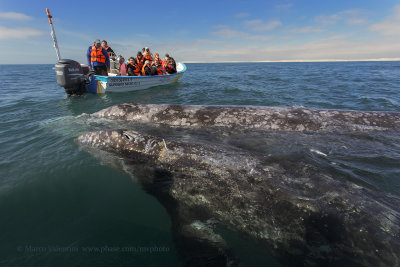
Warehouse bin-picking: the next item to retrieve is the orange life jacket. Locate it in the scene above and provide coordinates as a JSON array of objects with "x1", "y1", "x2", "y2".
[
  {"x1": 143, "y1": 55, "x2": 153, "y2": 64},
  {"x1": 90, "y1": 46, "x2": 106, "y2": 63},
  {"x1": 155, "y1": 65, "x2": 164, "y2": 75},
  {"x1": 128, "y1": 63, "x2": 141, "y2": 76},
  {"x1": 136, "y1": 56, "x2": 144, "y2": 68}
]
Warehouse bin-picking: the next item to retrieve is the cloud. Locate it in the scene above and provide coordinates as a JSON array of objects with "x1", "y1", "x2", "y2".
[
  {"x1": 212, "y1": 28, "x2": 246, "y2": 39},
  {"x1": 315, "y1": 14, "x2": 341, "y2": 25},
  {"x1": 370, "y1": 5, "x2": 400, "y2": 36},
  {"x1": 183, "y1": 37, "x2": 400, "y2": 62},
  {"x1": 274, "y1": 38, "x2": 400, "y2": 60},
  {"x1": 244, "y1": 19, "x2": 282, "y2": 31},
  {"x1": 211, "y1": 26, "x2": 273, "y2": 41},
  {"x1": 58, "y1": 29, "x2": 93, "y2": 41},
  {"x1": 286, "y1": 26, "x2": 323, "y2": 33},
  {"x1": 347, "y1": 18, "x2": 366, "y2": 25},
  {"x1": 193, "y1": 39, "x2": 222, "y2": 45},
  {"x1": 245, "y1": 35, "x2": 273, "y2": 41},
  {"x1": 315, "y1": 9, "x2": 365, "y2": 25},
  {"x1": 0, "y1": 26, "x2": 44, "y2": 40},
  {"x1": 234, "y1": 13, "x2": 249, "y2": 19},
  {"x1": 0, "y1": 12, "x2": 32, "y2": 20}
]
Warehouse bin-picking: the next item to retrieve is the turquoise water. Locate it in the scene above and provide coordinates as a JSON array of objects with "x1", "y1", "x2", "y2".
[{"x1": 0, "y1": 62, "x2": 399, "y2": 266}]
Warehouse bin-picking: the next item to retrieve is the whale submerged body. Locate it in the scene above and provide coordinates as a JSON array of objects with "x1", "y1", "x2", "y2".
[
  {"x1": 89, "y1": 103, "x2": 400, "y2": 131},
  {"x1": 77, "y1": 103, "x2": 400, "y2": 266}
]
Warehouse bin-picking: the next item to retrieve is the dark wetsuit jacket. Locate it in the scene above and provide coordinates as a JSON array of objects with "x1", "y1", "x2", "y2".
[
  {"x1": 142, "y1": 65, "x2": 152, "y2": 76},
  {"x1": 127, "y1": 63, "x2": 140, "y2": 76},
  {"x1": 105, "y1": 46, "x2": 115, "y2": 56}
]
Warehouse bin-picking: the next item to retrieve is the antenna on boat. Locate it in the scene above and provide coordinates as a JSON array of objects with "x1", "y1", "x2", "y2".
[{"x1": 46, "y1": 8, "x2": 62, "y2": 61}]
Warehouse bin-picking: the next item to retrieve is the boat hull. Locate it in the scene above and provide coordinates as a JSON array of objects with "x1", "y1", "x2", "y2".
[{"x1": 86, "y1": 62, "x2": 186, "y2": 93}]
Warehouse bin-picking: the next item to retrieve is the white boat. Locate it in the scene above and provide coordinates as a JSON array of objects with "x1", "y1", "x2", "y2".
[
  {"x1": 46, "y1": 8, "x2": 186, "y2": 95},
  {"x1": 86, "y1": 62, "x2": 186, "y2": 93}
]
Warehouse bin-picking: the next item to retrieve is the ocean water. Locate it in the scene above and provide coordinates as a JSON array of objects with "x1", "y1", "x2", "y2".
[{"x1": 0, "y1": 62, "x2": 399, "y2": 266}]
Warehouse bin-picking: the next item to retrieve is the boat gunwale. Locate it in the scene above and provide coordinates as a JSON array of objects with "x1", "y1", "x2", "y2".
[{"x1": 93, "y1": 62, "x2": 187, "y2": 81}]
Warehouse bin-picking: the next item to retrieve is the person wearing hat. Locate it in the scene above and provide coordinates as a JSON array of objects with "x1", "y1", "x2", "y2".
[{"x1": 86, "y1": 39, "x2": 110, "y2": 76}]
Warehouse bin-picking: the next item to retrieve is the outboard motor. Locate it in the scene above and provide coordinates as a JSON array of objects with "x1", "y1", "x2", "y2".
[{"x1": 55, "y1": 59, "x2": 90, "y2": 95}]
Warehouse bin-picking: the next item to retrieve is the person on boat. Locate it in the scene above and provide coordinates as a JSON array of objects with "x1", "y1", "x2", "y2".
[
  {"x1": 142, "y1": 60, "x2": 152, "y2": 76},
  {"x1": 127, "y1": 57, "x2": 141, "y2": 76},
  {"x1": 119, "y1": 56, "x2": 127, "y2": 76},
  {"x1": 142, "y1": 47, "x2": 151, "y2": 57},
  {"x1": 143, "y1": 47, "x2": 153, "y2": 64},
  {"x1": 135, "y1": 51, "x2": 144, "y2": 69},
  {"x1": 163, "y1": 53, "x2": 177, "y2": 74},
  {"x1": 151, "y1": 60, "x2": 166, "y2": 76},
  {"x1": 86, "y1": 39, "x2": 110, "y2": 76},
  {"x1": 101, "y1": 40, "x2": 115, "y2": 57},
  {"x1": 154, "y1": 53, "x2": 162, "y2": 66}
]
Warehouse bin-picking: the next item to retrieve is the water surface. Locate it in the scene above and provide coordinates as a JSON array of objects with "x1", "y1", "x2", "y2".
[{"x1": 0, "y1": 62, "x2": 399, "y2": 266}]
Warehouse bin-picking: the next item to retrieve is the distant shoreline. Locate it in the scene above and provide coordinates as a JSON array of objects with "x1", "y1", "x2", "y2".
[{"x1": 184, "y1": 58, "x2": 400, "y2": 63}]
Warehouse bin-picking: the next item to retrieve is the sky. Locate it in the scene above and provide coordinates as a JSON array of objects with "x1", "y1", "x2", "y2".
[{"x1": 0, "y1": 0, "x2": 400, "y2": 64}]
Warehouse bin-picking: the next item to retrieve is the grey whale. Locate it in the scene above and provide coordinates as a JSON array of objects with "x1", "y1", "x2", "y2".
[
  {"x1": 77, "y1": 103, "x2": 400, "y2": 266},
  {"x1": 89, "y1": 103, "x2": 400, "y2": 131}
]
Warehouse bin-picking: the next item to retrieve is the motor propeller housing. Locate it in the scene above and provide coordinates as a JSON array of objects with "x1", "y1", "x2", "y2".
[{"x1": 55, "y1": 59, "x2": 90, "y2": 95}]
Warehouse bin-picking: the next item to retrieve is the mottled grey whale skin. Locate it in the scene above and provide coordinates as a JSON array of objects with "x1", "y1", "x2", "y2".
[
  {"x1": 77, "y1": 129, "x2": 400, "y2": 266},
  {"x1": 89, "y1": 103, "x2": 400, "y2": 131}
]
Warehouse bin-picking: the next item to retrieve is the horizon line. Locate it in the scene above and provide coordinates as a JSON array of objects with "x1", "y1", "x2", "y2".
[
  {"x1": 1, "y1": 58, "x2": 400, "y2": 65},
  {"x1": 183, "y1": 58, "x2": 400, "y2": 63}
]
